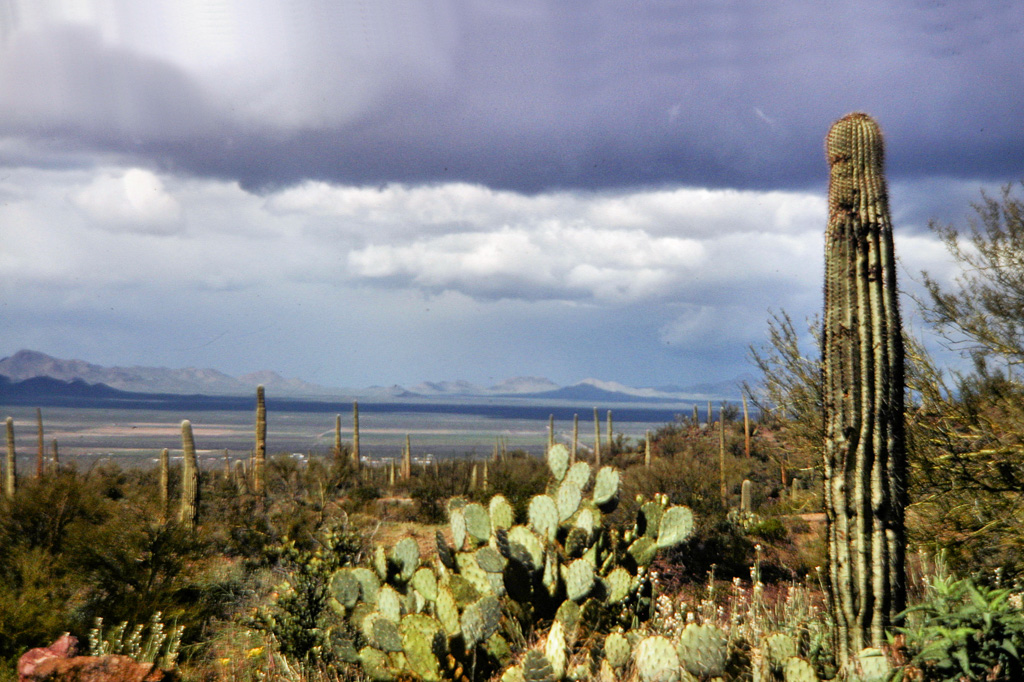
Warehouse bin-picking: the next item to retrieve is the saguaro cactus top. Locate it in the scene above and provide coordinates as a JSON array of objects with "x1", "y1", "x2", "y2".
[{"x1": 822, "y1": 113, "x2": 907, "y2": 662}]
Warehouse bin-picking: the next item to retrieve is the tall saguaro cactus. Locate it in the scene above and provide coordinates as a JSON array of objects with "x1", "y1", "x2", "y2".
[
  {"x1": 5, "y1": 417, "x2": 16, "y2": 499},
  {"x1": 254, "y1": 385, "x2": 267, "y2": 496},
  {"x1": 179, "y1": 420, "x2": 200, "y2": 529},
  {"x1": 159, "y1": 447, "x2": 170, "y2": 520},
  {"x1": 593, "y1": 407, "x2": 601, "y2": 466},
  {"x1": 822, "y1": 112, "x2": 907, "y2": 662}
]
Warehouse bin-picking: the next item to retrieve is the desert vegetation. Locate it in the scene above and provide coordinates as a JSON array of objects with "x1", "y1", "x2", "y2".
[{"x1": 5, "y1": 114, "x2": 1024, "y2": 682}]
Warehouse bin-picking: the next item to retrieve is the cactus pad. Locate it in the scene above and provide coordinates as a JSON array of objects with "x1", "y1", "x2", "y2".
[
  {"x1": 509, "y1": 525, "x2": 545, "y2": 571},
  {"x1": 456, "y1": 551, "x2": 494, "y2": 595},
  {"x1": 557, "y1": 479, "x2": 583, "y2": 522},
  {"x1": 764, "y1": 633, "x2": 798, "y2": 671},
  {"x1": 373, "y1": 545, "x2": 389, "y2": 580},
  {"x1": 565, "y1": 558, "x2": 595, "y2": 602},
  {"x1": 435, "y1": 586, "x2": 461, "y2": 636},
  {"x1": 592, "y1": 467, "x2": 620, "y2": 511},
  {"x1": 635, "y1": 635, "x2": 681, "y2": 682},
  {"x1": 783, "y1": 657, "x2": 820, "y2": 682},
  {"x1": 436, "y1": 530, "x2": 456, "y2": 571},
  {"x1": 547, "y1": 443, "x2": 570, "y2": 482},
  {"x1": 856, "y1": 647, "x2": 891, "y2": 682},
  {"x1": 464, "y1": 502, "x2": 492, "y2": 544},
  {"x1": 364, "y1": 612, "x2": 402, "y2": 652},
  {"x1": 656, "y1": 506, "x2": 695, "y2": 549},
  {"x1": 330, "y1": 568, "x2": 361, "y2": 608},
  {"x1": 545, "y1": 620, "x2": 568, "y2": 680},
  {"x1": 628, "y1": 536, "x2": 658, "y2": 567},
  {"x1": 604, "y1": 632, "x2": 631, "y2": 669},
  {"x1": 476, "y1": 545, "x2": 507, "y2": 573},
  {"x1": 360, "y1": 646, "x2": 397, "y2": 681},
  {"x1": 676, "y1": 623, "x2": 727, "y2": 679},
  {"x1": 603, "y1": 566, "x2": 632, "y2": 604},
  {"x1": 639, "y1": 500, "x2": 664, "y2": 538},
  {"x1": 391, "y1": 537, "x2": 420, "y2": 582},
  {"x1": 461, "y1": 595, "x2": 501, "y2": 649},
  {"x1": 411, "y1": 567, "x2": 438, "y2": 601},
  {"x1": 377, "y1": 585, "x2": 403, "y2": 622},
  {"x1": 489, "y1": 494, "x2": 515, "y2": 530},
  {"x1": 565, "y1": 527, "x2": 590, "y2": 558},
  {"x1": 450, "y1": 507, "x2": 467, "y2": 551},
  {"x1": 529, "y1": 495, "x2": 559, "y2": 542}
]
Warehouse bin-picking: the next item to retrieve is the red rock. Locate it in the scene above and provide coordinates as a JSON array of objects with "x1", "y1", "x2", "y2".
[
  {"x1": 24, "y1": 655, "x2": 176, "y2": 682},
  {"x1": 18, "y1": 635, "x2": 176, "y2": 682}
]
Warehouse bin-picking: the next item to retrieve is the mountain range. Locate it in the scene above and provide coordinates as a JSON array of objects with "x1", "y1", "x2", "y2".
[{"x1": 0, "y1": 350, "x2": 745, "y2": 403}]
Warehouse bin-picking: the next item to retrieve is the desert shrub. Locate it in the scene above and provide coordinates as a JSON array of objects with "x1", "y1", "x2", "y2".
[
  {"x1": 898, "y1": 570, "x2": 1024, "y2": 681},
  {"x1": 251, "y1": 521, "x2": 363, "y2": 666}
]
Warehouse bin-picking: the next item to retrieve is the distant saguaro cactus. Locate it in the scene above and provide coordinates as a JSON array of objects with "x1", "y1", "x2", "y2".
[
  {"x1": 741, "y1": 479, "x2": 753, "y2": 513},
  {"x1": 254, "y1": 385, "x2": 267, "y2": 496},
  {"x1": 5, "y1": 417, "x2": 16, "y2": 499},
  {"x1": 822, "y1": 113, "x2": 907, "y2": 662},
  {"x1": 179, "y1": 420, "x2": 199, "y2": 529},
  {"x1": 402, "y1": 434, "x2": 411, "y2": 480},
  {"x1": 607, "y1": 410, "x2": 613, "y2": 455},
  {"x1": 645, "y1": 430, "x2": 652, "y2": 467},
  {"x1": 159, "y1": 447, "x2": 170, "y2": 518},
  {"x1": 593, "y1": 407, "x2": 601, "y2": 466},
  {"x1": 548, "y1": 414, "x2": 554, "y2": 451},
  {"x1": 50, "y1": 438, "x2": 59, "y2": 473},
  {"x1": 334, "y1": 414, "x2": 342, "y2": 460}
]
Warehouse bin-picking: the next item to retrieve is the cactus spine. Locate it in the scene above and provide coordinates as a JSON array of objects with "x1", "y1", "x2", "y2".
[
  {"x1": 159, "y1": 447, "x2": 170, "y2": 519},
  {"x1": 254, "y1": 385, "x2": 267, "y2": 496},
  {"x1": 822, "y1": 113, "x2": 907, "y2": 662},
  {"x1": 5, "y1": 417, "x2": 16, "y2": 498},
  {"x1": 179, "y1": 420, "x2": 199, "y2": 529},
  {"x1": 35, "y1": 407, "x2": 44, "y2": 478},
  {"x1": 352, "y1": 401, "x2": 361, "y2": 469},
  {"x1": 593, "y1": 407, "x2": 601, "y2": 467}
]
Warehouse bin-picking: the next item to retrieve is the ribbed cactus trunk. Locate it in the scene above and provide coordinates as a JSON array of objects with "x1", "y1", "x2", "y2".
[
  {"x1": 644, "y1": 431, "x2": 652, "y2": 467},
  {"x1": 822, "y1": 112, "x2": 907, "y2": 662},
  {"x1": 606, "y1": 410, "x2": 613, "y2": 455},
  {"x1": 548, "y1": 415, "x2": 554, "y2": 451},
  {"x1": 402, "y1": 434, "x2": 411, "y2": 480},
  {"x1": 593, "y1": 408, "x2": 601, "y2": 467},
  {"x1": 5, "y1": 417, "x2": 16, "y2": 499},
  {"x1": 35, "y1": 408, "x2": 44, "y2": 479},
  {"x1": 158, "y1": 447, "x2": 170, "y2": 519},
  {"x1": 334, "y1": 414, "x2": 342, "y2": 460},
  {"x1": 51, "y1": 438, "x2": 59, "y2": 473},
  {"x1": 482, "y1": 461, "x2": 489, "y2": 489},
  {"x1": 179, "y1": 420, "x2": 199, "y2": 529},
  {"x1": 254, "y1": 385, "x2": 267, "y2": 497},
  {"x1": 352, "y1": 401, "x2": 361, "y2": 470}
]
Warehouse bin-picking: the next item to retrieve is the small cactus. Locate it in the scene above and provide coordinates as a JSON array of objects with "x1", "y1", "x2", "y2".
[{"x1": 741, "y1": 479, "x2": 753, "y2": 513}]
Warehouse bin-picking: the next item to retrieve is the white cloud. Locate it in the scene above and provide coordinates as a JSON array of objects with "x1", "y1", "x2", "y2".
[{"x1": 72, "y1": 168, "x2": 183, "y2": 234}]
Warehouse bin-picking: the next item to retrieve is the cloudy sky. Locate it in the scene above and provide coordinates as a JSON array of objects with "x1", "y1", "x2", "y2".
[{"x1": 2, "y1": 1, "x2": 1022, "y2": 390}]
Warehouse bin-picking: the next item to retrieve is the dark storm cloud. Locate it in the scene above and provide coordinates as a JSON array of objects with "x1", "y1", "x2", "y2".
[{"x1": 2, "y1": 2, "x2": 1022, "y2": 192}]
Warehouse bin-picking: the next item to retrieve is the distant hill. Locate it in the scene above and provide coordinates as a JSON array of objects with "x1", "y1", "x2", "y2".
[
  {"x1": 0, "y1": 349, "x2": 745, "y2": 403},
  {"x1": 0, "y1": 349, "x2": 336, "y2": 397}
]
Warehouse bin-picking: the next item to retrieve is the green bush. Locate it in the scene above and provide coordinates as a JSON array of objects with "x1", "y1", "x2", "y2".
[{"x1": 897, "y1": 571, "x2": 1024, "y2": 681}]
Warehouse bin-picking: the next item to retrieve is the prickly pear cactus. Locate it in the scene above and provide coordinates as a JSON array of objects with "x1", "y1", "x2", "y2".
[{"x1": 320, "y1": 442, "x2": 697, "y2": 682}]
